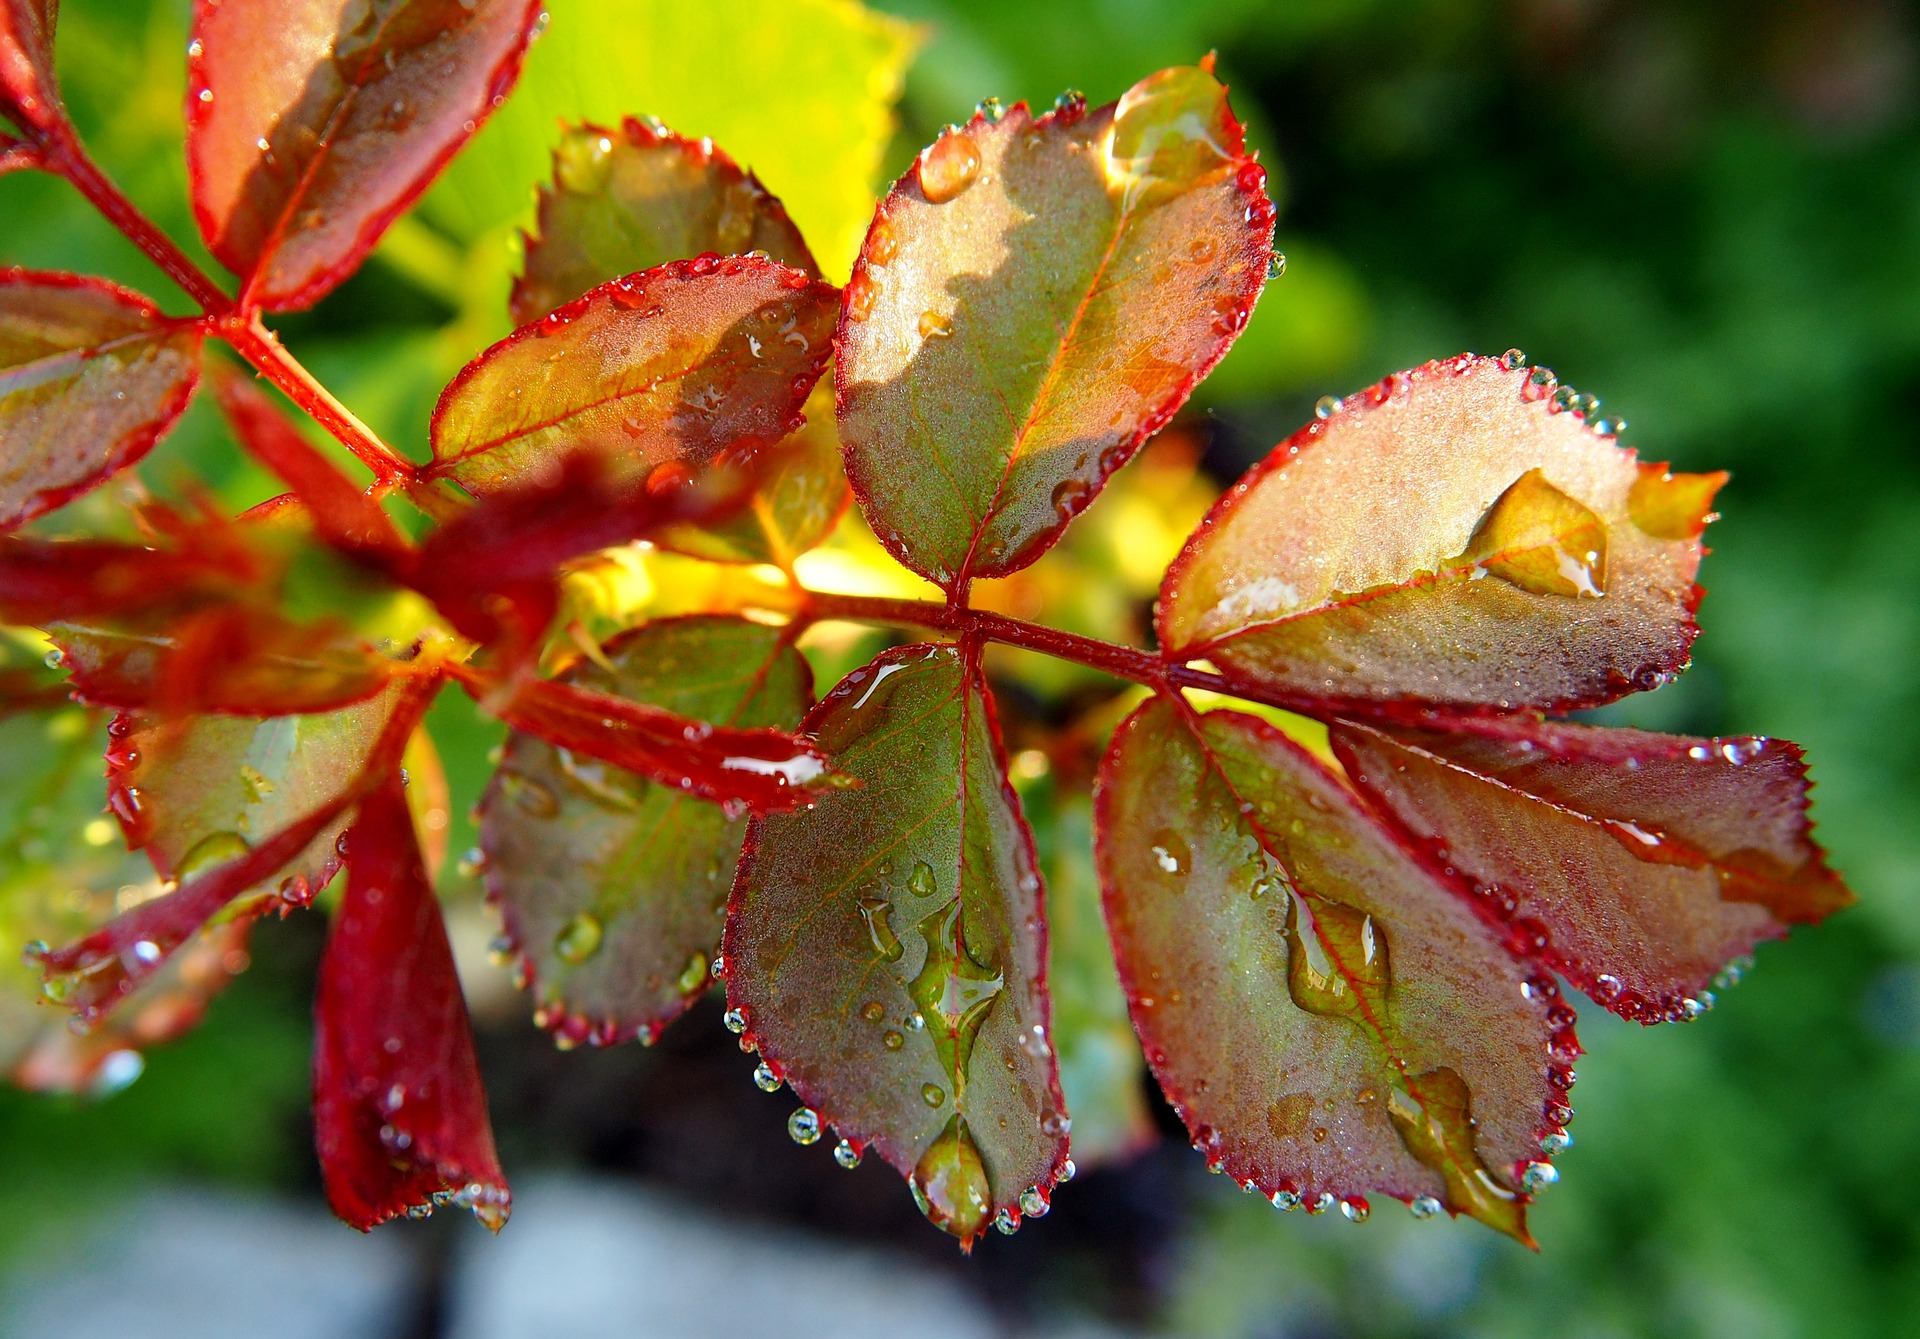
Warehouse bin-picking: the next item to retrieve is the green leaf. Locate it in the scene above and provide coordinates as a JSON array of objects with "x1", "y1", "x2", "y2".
[
  {"x1": 1096, "y1": 695, "x2": 1569, "y2": 1243},
  {"x1": 512, "y1": 118, "x2": 820, "y2": 326},
  {"x1": 1, "y1": 270, "x2": 201, "y2": 530},
  {"x1": 427, "y1": 256, "x2": 837, "y2": 497},
  {"x1": 836, "y1": 63, "x2": 1275, "y2": 589},
  {"x1": 725, "y1": 643, "x2": 1068, "y2": 1246},
  {"x1": 421, "y1": 0, "x2": 920, "y2": 281},
  {"x1": 1158, "y1": 354, "x2": 1721, "y2": 712},
  {"x1": 480, "y1": 615, "x2": 812, "y2": 1047}
]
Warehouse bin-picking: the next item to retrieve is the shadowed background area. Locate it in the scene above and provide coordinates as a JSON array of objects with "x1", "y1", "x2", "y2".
[{"x1": 2, "y1": 1, "x2": 1916, "y2": 1335}]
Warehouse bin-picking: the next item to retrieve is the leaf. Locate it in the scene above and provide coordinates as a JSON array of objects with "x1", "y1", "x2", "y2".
[
  {"x1": 1, "y1": 270, "x2": 203, "y2": 530},
  {"x1": 511, "y1": 118, "x2": 820, "y2": 326},
  {"x1": 427, "y1": 256, "x2": 837, "y2": 497},
  {"x1": 1330, "y1": 719, "x2": 1853, "y2": 1023},
  {"x1": 186, "y1": 0, "x2": 546, "y2": 310},
  {"x1": 835, "y1": 62, "x2": 1275, "y2": 589},
  {"x1": 724, "y1": 642, "x2": 1068, "y2": 1246},
  {"x1": 108, "y1": 677, "x2": 424, "y2": 909},
  {"x1": 1095, "y1": 696, "x2": 1569, "y2": 1243},
  {"x1": 1158, "y1": 355, "x2": 1722, "y2": 713},
  {"x1": 315, "y1": 771, "x2": 508, "y2": 1231},
  {"x1": 480, "y1": 616, "x2": 812, "y2": 1047},
  {"x1": 0, "y1": 0, "x2": 59, "y2": 134},
  {"x1": 459, "y1": 663, "x2": 834, "y2": 815},
  {"x1": 419, "y1": 0, "x2": 919, "y2": 280}
]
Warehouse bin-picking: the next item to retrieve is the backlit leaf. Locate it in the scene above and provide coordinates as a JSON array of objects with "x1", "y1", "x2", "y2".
[
  {"x1": 1331, "y1": 719, "x2": 1853, "y2": 1023},
  {"x1": 835, "y1": 62, "x2": 1274, "y2": 589},
  {"x1": 187, "y1": 0, "x2": 546, "y2": 310},
  {"x1": 1, "y1": 270, "x2": 202, "y2": 530},
  {"x1": 0, "y1": 0, "x2": 59, "y2": 134},
  {"x1": 1096, "y1": 696, "x2": 1568, "y2": 1243},
  {"x1": 725, "y1": 643, "x2": 1068, "y2": 1247},
  {"x1": 481, "y1": 616, "x2": 811, "y2": 1047},
  {"x1": 1158, "y1": 355, "x2": 1711, "y2": 713},
  {"x1": 315, "y1": 771, "x2": 509, "y2": 1231},
  {"x1": 427, "y1": 256, "x2": 836, "y2": 497},
  {"x1": 512, "y1": 118, "x2": 820, "y2": 326}
]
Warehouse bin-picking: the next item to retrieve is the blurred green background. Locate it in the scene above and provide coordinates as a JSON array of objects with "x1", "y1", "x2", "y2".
[{"x1": 3, "y1": 1, "x2": 1918, "y2": 1335}]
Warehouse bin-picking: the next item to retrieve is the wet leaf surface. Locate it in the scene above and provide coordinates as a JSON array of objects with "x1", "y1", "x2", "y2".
[
  {"x1": 836, "y1": 63, "x2": 1273, "y2": 588},
  {"x1": 481, "y1": 616, "x2": 812, "y2": 1047},
  {"x1": 1096, "y1": 696, "x2": 1566, "y2": 1242},
  {"x1": 725, "y1": 642, "x2": 1068, "y2": 1246}
]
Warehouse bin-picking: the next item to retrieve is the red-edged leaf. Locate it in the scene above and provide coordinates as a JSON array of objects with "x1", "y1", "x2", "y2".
[
  {"x1": 1331, "y1": 719, "x2": 1853, "y2": 1023},
  {"x1": 0, "y1": 0, "x2": 59, "y2": 134},
  {"x1": 511, "y1": 117, "x2": 820, "y2": 327},
  {"x1": 1095, "y1": 697, "x2": 1568, "y2": 1243},
  {"x1": 187, "y1": 0, "x2": 545, "y2": 310},
  {"x1": 315, "y1": 771, "x2": 508, "y2": 1231},
  {"x1": 725, "y1": 643, "x2": 1068, "y2": 1247},
  {"x1": 427, "y1": 256, "x2": 836, "y2": 497},
  {"x1": 209, "y1": 361, "x2": 406, "y2": 558},
  {"x1": 480, "y1": 616, "x2": 812, "y2": 1048},
  {"x1": 1, "y1": 270, "x2": 203, "y2": 530},
  {"x1": 108, "y1": 677, "x2": 424, "y2": 905},
  {"x1": 27, "y1": 676, "x2": 430, "y2": 1025},
  {"x1": 1158, "y1": 355, "x2": 1725, "y2": 714},
  {"x1": 835, "y1": 62, "x2": 1274, "y2": 589},
  {"x1": 457, "y1": 663, "x2": 833, "y2": 815}
]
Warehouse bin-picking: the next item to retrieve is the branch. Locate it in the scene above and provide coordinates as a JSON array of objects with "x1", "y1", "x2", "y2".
[{"x1": 220, "y1": 315, "x2": 416, "y2": 484}]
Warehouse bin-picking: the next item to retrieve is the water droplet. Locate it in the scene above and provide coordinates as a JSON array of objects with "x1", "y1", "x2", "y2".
[
  {"x1": 975, "y1": 96, "x2": 1006, "y2": 123},
  {"x1": 753, "y1": 1062, "x2": 781, "y2": 1092},
  {"x1": 1518, "y1": 1160, "x2": 1558, "y2": 1193},
  {"x1": 1540, "y1": 1130, "x2": 1572, "y2": 1155},
  {"x1": 1270, "y1": 1188, "x2": 1301, "y2": 1211},
  {"x1": 1267, "y1": 252, "x2": 1286, "y2": 280},
  {"x1": 1285, "y1": 893, "x2": 1391, "y2": 1021},
  {"x1": 994, "y1": 1210, "x2": 1018, "y2": 1234},
  {"x1": 907, "y1": 861, "x2": 939, "y2": 898},
  {"x1": 917, "y1": 309, "x2": 954, "y2": 340},
  {"x1": 177, "y1": 830, "x2": 250, "y2": 880},
  {"x1": 1387, "y1": 1068, "x2": 1527, "y2": 1240},
  {"x1": 834, "y1": 1139, "x2": 862, "y2": 1169},
  {"x1": 911, "y1": 1116, "x2": 992, "y2": 1242},
  {"x1": 1315, "y1": 395, "x2": 1341, "y2": 419},
  {"x1": 921, "y1": 1082, "x2": 946, "y2": 1107},
  {"x1": 1463, "y1": 469, "x2": 1608, "y2": 599},
  {"x1": 906, "y1": 900, "x2": 1006, "y2": 1098},
  {"x1": 1500, "y1": 348, "x2": 1526, "y2": 370},
  {"x1": 788, "y1": 1107, "x2": 821, "y2": 1144},
  {"x1": 883, "y1": 1030, "x2": 904, "y2": 1050},
  {"x1": 1104, "y1": 64, "x2": 1235, "y2": 210},
  {"x1": 1306, "y1": 1193, "x2": 1334, "y2": 1214},
  {"x1": 918, "y1": 128, "x2": 981, "y2": 203},
  {"x1": 42, "y1": 648, "x2": 65, "y2": 669},
  {"x1": 553, "y1": 913, "x2": 603, "y2": 965},
  {"x1": 867, "y1": 219, "x2": 898, "y2": 266},
  {"x1": 1053, "y1": 89, "x2": 1086, "y2": 118},
  {"x1": 1409, "y1": 1194, "x2": 1443, "y2": 1219},
  {"x1": 1150, "y1": 828, "x2": 1191, "y2": 876},
  {"x1": 1340, "y1": 1198, "x2": 1370, "y2": 1222},
  {"x1": 1019, "y1": 1187, "x2": 1049, "y2": 1217},
  {"x1": 723, "y1": 1007, "x2": 748, "y2": 1034},
  {"x1": 858, "y1": 896, "x2": 903, "y2": 962},
  {"x1": 1050, "y1": 476, "x2": 1092, "y2": 518}
]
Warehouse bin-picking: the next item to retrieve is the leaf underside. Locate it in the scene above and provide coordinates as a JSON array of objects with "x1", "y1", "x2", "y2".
[
  {"x1": 836, "y1": 64, "x2": 1274, "y2": 589},
  {"x1": 1097, "y1": 697, "x2": 1567, "y2": 1243},
  {"x1": 482, "y1": 615, "x2": 812, "y2": 1046},
  {"x1": 726, "y1": 642, "x2": 1068, "y2": 1245}
]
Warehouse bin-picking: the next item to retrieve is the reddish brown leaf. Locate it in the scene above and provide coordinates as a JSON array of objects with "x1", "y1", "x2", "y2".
[
  {"x1": 428, "y1": 256, "x2": 836, "y2": 497},
  {"x1": 315, "y1": 771, "x2": 508, "y2": 1231},
  {"x1": 1331, "y1": 718, "x2": 1854, "y2": 1023},
  {"x1": 0, "y1": 0, "x2": 59, "y2": 135},
  {"x1": 1096, "y1": 696, "x2": 1567, "y2": 1242},
  {"x1": 187, "y1": 0, "x2": 545, "y2": 310},
  {"x1": 1158, "y1": 355, "x2": 1711, "y2": 714},
  {"x1": 835, "y1": 62, "x2": 1274, "y2": 589},
  {"x1": 725, "y1": 643, "x2": 1068, "y2": 1247},
  {"x1": 1, "y1": 270, "x2": 203, "y2": 530},
  {"x1": 456, "y1": 663, "x2": 835, "y2": 815},
  {"x1": 512, "y1": 117, "x2": 820, "y2": 326}
]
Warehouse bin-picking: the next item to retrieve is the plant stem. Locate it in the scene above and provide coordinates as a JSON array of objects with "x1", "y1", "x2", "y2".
[
  {"x1": 220, "y1": 315, "x2": 415, "y2": 484},
  {"x1": 801, "y1": 590, "x2": 1340, "y2": 718}
]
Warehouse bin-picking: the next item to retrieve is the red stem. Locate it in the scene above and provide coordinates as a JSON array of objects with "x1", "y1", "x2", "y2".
[{"x1": 220, "y1": 315, "x2": 414, "y2": 484}]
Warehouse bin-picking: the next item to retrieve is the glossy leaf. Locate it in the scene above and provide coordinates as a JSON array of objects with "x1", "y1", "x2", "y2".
[
  {"x1": 1096, "y1": 697, "x2": 1566, "y2": 1242},
  {"x1": 512, "y1": 117, "x2": 820, "y2": 326},
  {"x1": 0, "y1": 0, "x2": 59, "y2": 134},
  {"x1": 315, "y1": 771, "x2": 508, "y2": 1231},
  {"x1": 187, "y1": 0, "x2": 545, "y2": 310},
  {"x1": 427, "y1": 256, "x2": 836, "y2": 497},
  {"x1": 1, "y1": 270, "x2": 202, "y2": 530},
  {"x1": 481, "y1": 616, "x2": 811, "y2": 1047},
  {"x1": 725, "y1": 643, "x2": 1068, "y2": 1247},
  {"x1": 1332, "y1": 719, "x2": 1853, "y2": 1023},
  {"x1": 1159, "y1": 355, "x2": 1720, "y2": 713},
  {"x1": 459, "y1": 662, "x2": 834, "y2": 815},
  {"x1": 835, "y1": 62, "x2": 1274, "y2": 588},
  {"x1": 108, "y1": 677, "x2": 423, "y2": 908}
]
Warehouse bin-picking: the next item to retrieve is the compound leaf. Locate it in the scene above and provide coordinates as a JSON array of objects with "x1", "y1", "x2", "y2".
[
  {"x1": 1158, "y1": 355, "x2": 1722, "y2": 713},
  {"x1": 1096, "y1": 696, "x2": 1568, "y2": 1243},
  {"x1": 1, "y1": 270, "x2": 202, "y2": 530},
  {"x1": 1331, "y1": 719, "x2": 1853, "y2": 1023},
  {"x1": 481, "y1": 616, "x2": 812, "y2": 1047},
  {"x1": 187, "y1": 0, "x2": 545, "y2": 310},
  {"x1": 428, "y1": 256, "x2": 836, "y2": 497},
  {"x1": 0, "y1": 0, "x2": 59, "y2": 134},
  {"x1": 836, "y1": 62, "x2": 1274, "y2": 589},
  {"x1": 725, "y1": 642, "x2": 1068, "y2": 1247}
]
